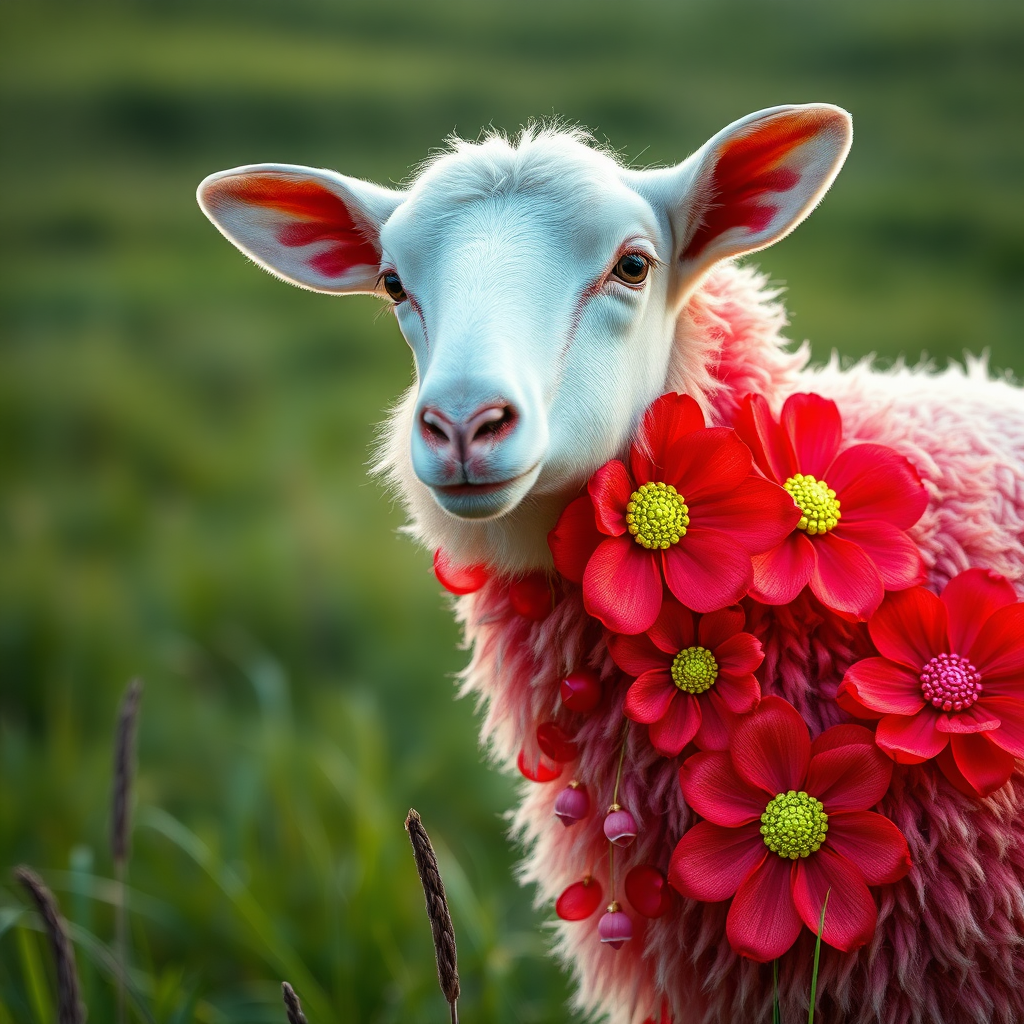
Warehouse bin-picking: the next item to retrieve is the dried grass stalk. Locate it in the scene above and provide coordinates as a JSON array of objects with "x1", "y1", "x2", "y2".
[
  {"x1": 281, "y1": 981, "x2": 309, "y2": 1024},
  {"x1": 111, "y1": 677, "x2": 143, "y2": 865},
  {"x1": 14, "y1": 866, "x2": 85, "y2": 1024},
  {"x1": 405, "y1": 809, "x2": 460, "y2": 1024}
]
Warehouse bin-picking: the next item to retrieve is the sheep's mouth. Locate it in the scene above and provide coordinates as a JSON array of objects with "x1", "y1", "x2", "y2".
[{"x1": 430, "y1": 463, "x2": 542, "y2": 520}]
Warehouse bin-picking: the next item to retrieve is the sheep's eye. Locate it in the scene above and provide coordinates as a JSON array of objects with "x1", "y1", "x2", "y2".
[
  {"x1": 613, "y1": 253, "x2": 650, "y2": 285},
  {"x1": 382, "y1": 272, "x2": 407, "y2": 302}
]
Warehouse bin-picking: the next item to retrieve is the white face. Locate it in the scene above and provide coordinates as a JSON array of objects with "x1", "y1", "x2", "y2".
[
  {"x1": 197, "y1": 105, "x2": 851, "y2": 528},
  {"x1": 378, "y1": 150, "x2": 675, "y2": 520}
]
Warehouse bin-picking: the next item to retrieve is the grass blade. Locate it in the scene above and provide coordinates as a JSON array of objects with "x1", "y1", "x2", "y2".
[
  {"x1": 140, "y1": 806, "x2": 333, "y2": 1023},
  {"x1": 111, "y1": 678, "x2": 143, "y2": 1024},
  {"x1": 808, "y1": 888, "x2": 830, "y2": 1024}
]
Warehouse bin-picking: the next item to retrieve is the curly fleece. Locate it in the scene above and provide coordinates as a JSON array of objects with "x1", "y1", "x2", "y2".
[{"x1": 451, "y1": 263, "x2": 1024, "y2": 1024}]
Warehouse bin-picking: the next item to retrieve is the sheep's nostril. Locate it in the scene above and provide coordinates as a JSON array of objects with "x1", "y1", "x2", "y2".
[
  {"x1": 421, "y1": 408, "x2": 455, "y2": 445},
  {"x1": 468, "y1": 405, "x2": 517, "y2": 445}
]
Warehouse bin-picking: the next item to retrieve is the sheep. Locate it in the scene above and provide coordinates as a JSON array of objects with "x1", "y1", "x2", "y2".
[{"x1": 198, "y1": 105, "x2": 1024, "y2": 1024}]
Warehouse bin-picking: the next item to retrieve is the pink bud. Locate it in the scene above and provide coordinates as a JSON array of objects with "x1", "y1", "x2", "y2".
[
  {"x1": 625, "y1": 864, "x2": 671, "y2": 918},
  {"x1": 603, "y1": 805, "x2": 638, "y2": 847},
  {"x1": 555, "y1": 876, "x2": 603, "y2": 920},
  {"x1": 560, "y1": 669, "x2": 602, "y2": 714},
  {"x1": 554, "y1": 782, "x2": 590, "y2": 827},
  {"x1": 598, "y1": 903, "x2": 633, "y2": 948}
]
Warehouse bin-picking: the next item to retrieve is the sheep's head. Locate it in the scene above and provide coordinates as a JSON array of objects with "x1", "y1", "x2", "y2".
[{"x1": 198, "y1": 105, "x2": 850, "y2": 564}]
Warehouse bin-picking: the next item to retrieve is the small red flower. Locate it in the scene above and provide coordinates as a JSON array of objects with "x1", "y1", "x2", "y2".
[
  {"x1": 668, "y1": 696, "x2": 911, "y2": 962},
  {"x1": 734, "y1": 393, "x2": 928, "y2": 619},
  {"x1": 608, "y1": 599, "x2": 762, "y2": 755},
  {"x1": 549, "y1": 393, "x2": 799, "y2": 634},
  {"x1": 838, "y1": 568, "x2": 1024, "y2": 797}
]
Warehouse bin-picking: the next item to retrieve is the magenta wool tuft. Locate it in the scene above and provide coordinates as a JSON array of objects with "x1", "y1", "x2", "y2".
[{"x1": 454, "y1": 264, "x2": 1024, "y2": 1024}]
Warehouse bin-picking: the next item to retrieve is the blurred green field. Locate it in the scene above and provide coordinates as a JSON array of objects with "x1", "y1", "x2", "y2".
[{"x1": 1, "y1": 2, "x2": 1022, "y2": 1022}]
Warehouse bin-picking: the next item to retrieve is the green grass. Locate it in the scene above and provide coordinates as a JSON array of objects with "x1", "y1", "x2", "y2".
[{"x1": 1, "y1": 1, "x2": 1022, "y2": 1021}]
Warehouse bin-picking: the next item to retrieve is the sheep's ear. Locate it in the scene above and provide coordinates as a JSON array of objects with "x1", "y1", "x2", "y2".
[
  {"x1": 197, "y1": 164, "x2": 404, "y2": 294},
  {"x1": 659, "y1": 104, "x2": 852, "y2": 275}
]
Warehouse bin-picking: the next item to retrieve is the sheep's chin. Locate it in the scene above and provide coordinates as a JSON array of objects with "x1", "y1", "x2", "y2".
[{"x1": 429, "y1": 466, "x2": 541, "y2": 521}]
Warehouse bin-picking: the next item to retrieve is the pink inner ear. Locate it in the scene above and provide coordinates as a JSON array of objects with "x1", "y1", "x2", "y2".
[
  {"x1": 682, "y1": 111, "x2": 831, "y2": 262},
  {"x1": 207, "y1": 175, "x2": 380, "y2": 278}
]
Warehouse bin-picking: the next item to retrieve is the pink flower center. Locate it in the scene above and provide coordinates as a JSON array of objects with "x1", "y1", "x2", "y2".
[{"x1": 919, "y1": 653, "x2": 983, "y2": 712}]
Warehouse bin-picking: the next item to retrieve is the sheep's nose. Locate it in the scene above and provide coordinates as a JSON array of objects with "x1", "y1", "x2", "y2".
[{"x1": 420, "y1": 403, "x2": 519, "y2": 460}]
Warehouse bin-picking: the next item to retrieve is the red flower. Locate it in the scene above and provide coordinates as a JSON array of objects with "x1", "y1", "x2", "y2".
[
  {"x1": 838, "y1": 569, "x2": 1024, "y2": 797},
  {"x1": 608, "y1": 599, "x2": 762, "y2": 756},
  {"x1": 734, "y1": 393, "x2": 928, "y2": 619},
  {"x1": 549, "y1": 393, "x2": 799, "y2": 634},
  {"x1": 668, "y1": 696, "x2": 911, "y2": 962}
]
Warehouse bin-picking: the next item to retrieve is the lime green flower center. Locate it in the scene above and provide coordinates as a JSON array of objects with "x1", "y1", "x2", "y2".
[
  {"x1": 783, "y1": 473, "x2": 841, "y2": 535},
  {"x1": 671, "y1": 645, "x2": 718, "y2": 694},
  {"x1": 626, "y1": 482, "x2": 690, "y2": 550},
  {"x1": 761, "y1": 790, "x2": 829, "y2": 859}
]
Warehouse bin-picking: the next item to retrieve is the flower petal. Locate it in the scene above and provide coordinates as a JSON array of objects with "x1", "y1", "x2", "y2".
[
  {"x1": 939, "y1": 568, "x2": 1018, "y2": 656},
  {"x1": 668, "y1": 821, "x2": 766, "y2": 902},
  {"x1": 713, "y1": 671, "x2": 761, "y2": 715},
  {"x1": 792, "y1": 847, "x2": 877, "y2": 953},
  {"x1": 749, "y1": 534, "x2": 815, "y2": 605},
  {"x1": 730, "y1": 695, "x2": 810, "y2": 796},
  {"x1": 583, "y1": 536, "x2": 663, "y2": 635},
  {"x1": 934, "y1": 703, "x2": 1001, "y2": 734},
  {"x1": 810, "y1": 532, "x2": 885, "y2": 620},
  {"x1": 733, "y1": 393, "x2": 798, "y2": 483},
  {"x1": 680, "y1": 751, "x2": 769, "y2": 826},
  {"x1": 697, "y1": 605, "x2": 745, "y2": 650},
  {"x1": 713, "y1": 632, "x2": 764, "y2": 678},
  {"x1": 781, "y1": 393, "x2": 843, "y2": 479},
  {"x1": 694, "y1": 691, "x2": 736, "y2": 750},
  {"x1": 631, "y1": 392, "x2": 707, "y2": 484},
  {"x1": 826, "y1": 443, "x2": 928, "y2": 531},
  {"x1": 623, "y1": 671, "x2": 676, "y2": 725},
  {"x1": 810, "y1": 724, "x2": 878, "y2": 758},
  {"x1": 607, "y1": 632, "x2": 670, "y2": 676},
  {"x1": 647, "y1": 598, "x2": 696, "y2": 655},
  {"x1": 982, "y1": 696, "x2": 1024, "y2": 757},
  {"x1": 825, "y1": 811, "x2": 912, "y2": 885},
  {"x1": 548, "y1": 494, "x2": 602, "y2": 582},
  {"x1": 690, "y1": 475, "x2": 801, "y2": 554},
  {"x1": 662, "y1": 528, "x2": 753, "y2": 613},
  {"x1": 433, "y1": 549, "x2": 491, "y2": 595},
  {"x1": 649, "y1": 692, "x2": 702, "y2": 756},
  {"x1": 949, "y1": 732, "x2": 1016, "y2": 797},
  {"x1": 668, "y1": 428, "x2": 752, "y2": 503},
  {"x1": 935, "y1": 743, "x2": 980, "y2": 798},
  {"x1": 833, "y1": 520, "x2": 926, "y2": 592},
  {"x1": 868, "y1": 586, "x2": 949, "y2": 671},
  {"x1": 968, "y1": 603, "x2": 1024, "y2": 681},
  {"x1": 840, "y1": 657, "x2": 926, "y2": 716},
  {"x1": 835, "y1": 685, "x2": 885, "y2": 721},
  {"x1": 875, "y1": 712, "x2": 947, "y2": 764},
  {"x1": 805, "y1": 743, "x2": 893, "y2": 813},
  {"x1": 588, "y1": 460, "x2": 633, "y2": 535},
  {"x1": 726, "y1": 855, "x2": 803, "y2": 962}
]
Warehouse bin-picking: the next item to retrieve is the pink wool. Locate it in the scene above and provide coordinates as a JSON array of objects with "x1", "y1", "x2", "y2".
[{"x1": 453, "y1": 263, "x2": 1024, "y2": 1024}]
